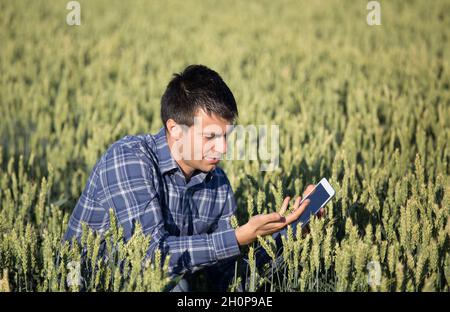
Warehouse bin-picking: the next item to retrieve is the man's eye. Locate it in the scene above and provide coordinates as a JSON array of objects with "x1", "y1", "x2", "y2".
[{"x1": 204, "y1": 134, "x2": 216, "y2": 139}]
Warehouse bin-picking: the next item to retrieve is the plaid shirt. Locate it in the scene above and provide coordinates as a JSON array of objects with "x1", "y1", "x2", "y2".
[{"x1": 64, "y1": 127, "x2": 242, "y2": 276}]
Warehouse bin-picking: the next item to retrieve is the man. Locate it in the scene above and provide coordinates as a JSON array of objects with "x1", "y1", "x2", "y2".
[{"x1": 64, "y1": 64, "x2": 317, "y2": 291}]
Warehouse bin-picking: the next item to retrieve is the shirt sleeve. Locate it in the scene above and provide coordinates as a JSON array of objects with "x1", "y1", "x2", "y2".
[
  {"x1": 99, "y1": 144, "x2": 241, "y2": 277},
  {"x1": 209, "y1": 172, "x2": 241, "y2": 242}
]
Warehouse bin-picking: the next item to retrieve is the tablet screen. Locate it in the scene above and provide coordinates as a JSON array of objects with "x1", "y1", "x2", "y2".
[{"x1": 294, "y1": 182, "x2": 330, "y2": 228}]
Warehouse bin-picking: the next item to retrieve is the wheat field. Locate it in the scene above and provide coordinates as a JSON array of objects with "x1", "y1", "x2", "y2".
[{"x1": 0, "y1": 0, "x2": 449, "y2": 291}]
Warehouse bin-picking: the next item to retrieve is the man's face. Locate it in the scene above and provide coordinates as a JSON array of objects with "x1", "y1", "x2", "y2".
[{"x1": 171, "y1": 109, "x2": 232, "y2": 173}]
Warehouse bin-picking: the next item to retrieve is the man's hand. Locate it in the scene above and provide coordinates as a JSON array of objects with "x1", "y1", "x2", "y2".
[
  {"x1": 299, "y1": 184, "x2": 326, "y2": 235},
  {"x1": 235, "y1": 184, "x2": 317, "y2": 246}
]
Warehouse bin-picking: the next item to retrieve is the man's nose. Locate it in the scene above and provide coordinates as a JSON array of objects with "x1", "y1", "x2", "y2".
[{"x1": 214, "y1": 136, "x2": 227, "y2": 155}]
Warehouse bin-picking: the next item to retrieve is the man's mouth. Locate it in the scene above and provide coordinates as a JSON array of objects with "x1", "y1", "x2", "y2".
[{"x1": 204, "y1": 156, "x2": 221, "y2": 164}]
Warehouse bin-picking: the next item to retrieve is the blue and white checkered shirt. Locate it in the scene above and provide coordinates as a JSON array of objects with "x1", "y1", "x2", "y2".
[{"x1": 64, "y1": 127, "x2": 242, "y2": 276}]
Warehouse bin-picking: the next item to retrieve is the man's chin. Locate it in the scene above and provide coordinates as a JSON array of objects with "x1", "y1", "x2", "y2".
[{"x1": 200, "y1": 162, "x2": 219, "y2": 172}]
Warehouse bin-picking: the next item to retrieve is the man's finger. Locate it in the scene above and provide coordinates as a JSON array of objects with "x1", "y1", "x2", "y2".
[
  {"x1": 262, "y1": 223, "x2": 288, "y2": 234},
  {"x1": 278, "y1": 197, "x2": 290, "y2": 216},
  {"x1": 265, "y1": 212, "x2": 284, "y2": 223},
  {"x1": 291, "y1": 196, "x2": 302, "y2": 212},
  {"x1": 303, "y1": 184, "x2": 315, "y2": 198},
  {"x1": 285, "y1": 199, "x2": 310, "y2": 225},
  {"x1": 318, "y1": 208, "x2": 325, "y2": 218}
]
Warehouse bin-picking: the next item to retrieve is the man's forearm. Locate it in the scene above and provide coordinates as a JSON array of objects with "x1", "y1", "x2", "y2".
[{"x1": 148, "y1": 227, "x2": 242, "y2": 276}]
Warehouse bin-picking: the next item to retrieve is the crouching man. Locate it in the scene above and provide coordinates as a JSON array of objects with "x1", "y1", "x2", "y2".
[{"x1": 64, "y1": 64, "x2": 316, "y2": 291}]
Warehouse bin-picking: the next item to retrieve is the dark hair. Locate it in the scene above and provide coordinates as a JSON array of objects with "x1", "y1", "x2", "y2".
[{"x1": 161, "y1": 64, "x2": 238, "y2": 128}]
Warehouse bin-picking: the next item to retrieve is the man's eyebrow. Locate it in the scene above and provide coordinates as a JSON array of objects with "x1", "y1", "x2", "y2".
[
  {"x1": 202, "y1": 131, "x2": 223, "y2": 136},
  {"x1": 201, "y1": 126, "x2": 235, "y2": 136}
]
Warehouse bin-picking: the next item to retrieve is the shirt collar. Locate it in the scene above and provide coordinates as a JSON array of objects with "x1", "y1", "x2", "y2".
[
  {"x1": 153, "y1": 127, "x2": 213, "y2": 185},
  {"x1": 154, "y1": 127, "x2": 179, "y2": 175}
]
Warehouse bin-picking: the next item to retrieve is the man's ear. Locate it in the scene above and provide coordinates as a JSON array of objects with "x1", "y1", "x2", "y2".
[{"x1": 166, "y1": 119, "x2": 183, "y2": 140}]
